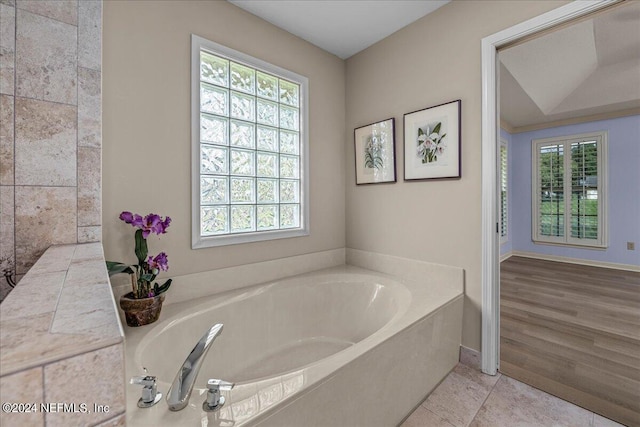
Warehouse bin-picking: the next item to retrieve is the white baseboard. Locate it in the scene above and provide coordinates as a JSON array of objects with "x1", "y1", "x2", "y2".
[
  {"x1": 507, "y1": 250, "x2": 639, "y2": 272},
  {"x1": 500, "y1": 251, "x2": 513, "y2": 262}
]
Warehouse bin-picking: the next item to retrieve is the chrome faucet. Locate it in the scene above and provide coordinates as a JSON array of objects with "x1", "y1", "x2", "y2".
[{"x1": 166, "y1": 323, "x2": 224, "y2": 411}]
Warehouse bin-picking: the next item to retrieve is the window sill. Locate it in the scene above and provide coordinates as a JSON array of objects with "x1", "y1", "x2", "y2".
[
  {"x1": 193, "y1": 227, "x2": 309, "y2": 249},
  {"x1": 531, "y1": 239, "x2": 608, "y2": 251}
]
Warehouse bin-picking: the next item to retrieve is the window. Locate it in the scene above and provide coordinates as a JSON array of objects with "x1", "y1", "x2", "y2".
[
  {"x1": 191, "y1": 35, "x2": 309, "y2": 248},
  {"x1": 531, "y1": 131, "x2": 607, "y2": 248},
  {"x1": 499, "y1": 139, "x2": 508, "y2": 243}
]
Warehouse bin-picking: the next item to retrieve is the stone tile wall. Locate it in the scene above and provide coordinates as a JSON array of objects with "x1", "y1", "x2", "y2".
[
  {"x1": 0, "y1": 0, "x2": 102, "y2": 301},
  {"x1": 0, "y1": 243, "x2": 125, "y2": 427}
]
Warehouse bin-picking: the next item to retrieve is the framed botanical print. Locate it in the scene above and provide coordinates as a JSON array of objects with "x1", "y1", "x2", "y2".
[
  {"x1": 354, "y1": 118, "x2": 396, "y2": 185},
  {"x1": 404, "y1": 100, "x2": 461, "y2": 180}
]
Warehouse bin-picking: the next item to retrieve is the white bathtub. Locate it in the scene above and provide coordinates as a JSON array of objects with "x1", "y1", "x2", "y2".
[{"x1": 124, "y1": 265, "x2": 463, "y2": 426}]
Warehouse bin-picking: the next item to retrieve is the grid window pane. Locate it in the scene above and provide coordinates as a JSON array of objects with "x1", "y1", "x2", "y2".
[
  {"x1": 231, "y1": 205, "x2": 255, "y2": 232},
  {"x1": 230, "y1": 120, "x2": 255, "y2": 148},
  {"x1": 280, "y1": 180, "x2": 299, "y2": 203},
  {"x1": 280, "y1": 155, "x2": 299, "y2": 179},
  {"x1": 280, "y1": 130, "x2": 299, "y2": 155},
  {"x1": 257, "y1": 152, "x2": 278, "y2": 177},
  {"x1": 257, "y1": 205, "x2": 278, "y2": 230},
  {"x1": 201, "y1": 206, "x2": 228, "y2": 235},
  {"x1": 230, "y1": 62, "x2": 255, "y2": 94},
  {"x1": 201, "y1": 176, "x2": 228, "y2": 205},
  {"x1": 231, "y1": 91, "x2": 255, "y2": 121},
  {"x1": 200, "y1": 52, "x2": 228, "y2": 87},
  {"x1": 280, "y1": 105, "x2": 299, "y2": 131},
  {"x1": 201, "y1": 114, "x2": 228, "y2": 145},
  {"x1": 257, "y1": 99, "x2": 278, "y2": 126},
  {"x1": 279, "y1": 79, "x2": 299, "y2": 107},
  {"x1": 257, "y1": 179, "x2": 278, "y2": 203},
  {"x1": 257, "y1": 126, "x2": 278, "y2": 152},
  {"x1": 201, "y1": 83, "x2": 228, "y2": 116},
  {"x1": 280, "y1": 204, "x2": 299, "y2": 229},
  {"x1": 201, "y1": 145, "x2": 228, "y2": 174},
  {"x1": 257, "y1": 72, "x2": 278, "y2": 100},
  {"x1": 230, "y1": 177, "x2": 255, "y2": 203},
  {"x1": 231, "y1": 149, "x2": 255, "y2": 176}
]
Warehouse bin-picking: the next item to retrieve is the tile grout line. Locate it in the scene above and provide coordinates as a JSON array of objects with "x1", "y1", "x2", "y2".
[
  {"x1": 12, "y1": 0, "x2": 16, "y2": 287},
  {"x1": 465, "y1": 372, "x2": 503, "y2": 427},
  {"x1": 76, "y1": 0, "x2": 80, "y2": 245}
]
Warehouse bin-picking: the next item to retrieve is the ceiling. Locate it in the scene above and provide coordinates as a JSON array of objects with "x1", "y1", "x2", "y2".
[
  {"x1": 228, "y1": 0, "x2": 450, "y2": 59},
  {"x1": 226, "y1": 1, "x2": 639, "y2": 129},
  {"x1": 499, "y1": 2, "x2": 640, "y2": 130}
]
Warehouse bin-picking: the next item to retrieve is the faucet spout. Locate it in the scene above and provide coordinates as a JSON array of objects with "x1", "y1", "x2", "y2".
[{"x1": 166, "y1": 323, "x2": 224, "y2": 411}]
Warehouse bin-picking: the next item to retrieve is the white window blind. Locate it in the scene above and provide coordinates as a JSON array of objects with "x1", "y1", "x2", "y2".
[
  {"x1": 531, "y1": 131, "x2": 607, "y2": 248},
  {"x1": 499, "y1": 141, "x2": 508, "y2": 241}
]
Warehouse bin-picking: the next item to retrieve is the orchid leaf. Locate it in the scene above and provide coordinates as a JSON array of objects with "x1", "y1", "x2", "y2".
[
  {"x1": 134, "y1": 229, "x2": 148, "y2": 265},
  {"x1": 106, "y1": 261, "x2": 134, "y2": 277},
  {"x1": 418, "y1": 128, "x2": 424, "y2": 136},
  {"x1": 140, "y1": 273, "x2": 154, "y2": 282},
  {"x1": 154, "y1": 279, "x2": 172, "y2": 295},
  {"x1": 433, "y1": 122, "x2": 442, "y2": 134}
]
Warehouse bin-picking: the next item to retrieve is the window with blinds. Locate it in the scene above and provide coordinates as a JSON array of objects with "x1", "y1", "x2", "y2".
[
  {"x1": 191, "y1": 35, "x2": 309, "y2": 248},
  {"x1": 499, "y1": 141, "x2": 508, "y2": 242},
  {"x1": 531, "y1": 131, "x2": 607, "y2": 248}
]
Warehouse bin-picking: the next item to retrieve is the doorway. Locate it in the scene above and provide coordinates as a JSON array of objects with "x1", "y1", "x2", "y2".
[{"x1": 482, "y1": 2, "x2": 638, "y2": 423}]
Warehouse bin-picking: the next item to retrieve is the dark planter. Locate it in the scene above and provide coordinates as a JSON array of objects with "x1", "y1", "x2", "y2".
[{"x1": 119, "y1": 292, "x2": 165, "y2": 327}]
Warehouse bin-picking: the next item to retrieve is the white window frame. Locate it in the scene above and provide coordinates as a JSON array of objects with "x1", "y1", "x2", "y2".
[
  {"x1": 191, "y1": 35, "x2": 310, "y2": 249},
  {"x1": 499, "y1": 138, "x2": 508, "y2": 244},
  {"x1": 531, "y1": 131, "x2": 608, "y2": 249}
]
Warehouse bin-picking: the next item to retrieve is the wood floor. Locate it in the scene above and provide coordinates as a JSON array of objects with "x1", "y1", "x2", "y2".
[{"x1": 500, "y1": 256, "x2": 640, "y2": 427}]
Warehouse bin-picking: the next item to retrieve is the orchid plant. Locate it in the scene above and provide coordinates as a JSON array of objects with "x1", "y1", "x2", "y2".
[
  {"x1": 107, "y1": 212, "x2": 172, "y2": 299},
  {"x1": 417, "y1": 122, "x2": 446, "y2": 163}
]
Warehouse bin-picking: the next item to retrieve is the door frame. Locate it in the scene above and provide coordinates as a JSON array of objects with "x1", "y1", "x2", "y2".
[{"x1": 480, "y1": 0, "x2": 618, "y2": 375}]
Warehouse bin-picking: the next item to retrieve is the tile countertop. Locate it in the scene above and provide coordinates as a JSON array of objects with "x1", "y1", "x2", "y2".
[{"x1": 0, "y1": 243, "x2": 124, "y2": 377}]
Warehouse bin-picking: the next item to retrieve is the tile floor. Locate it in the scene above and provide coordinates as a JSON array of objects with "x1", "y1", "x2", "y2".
[{"x1": 401, "y1": 361, "x2": 626, "y2": 427}]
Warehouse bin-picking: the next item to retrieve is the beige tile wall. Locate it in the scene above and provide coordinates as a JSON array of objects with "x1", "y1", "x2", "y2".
[
  {"x1": 0, "y1": 0, "x2": 102, "y2": 301},
  {"x1": 0, "y1": 243, "x2": 125, "y2": 427}
]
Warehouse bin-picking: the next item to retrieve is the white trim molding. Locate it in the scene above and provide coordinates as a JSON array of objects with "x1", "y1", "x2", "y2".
[{"x1": 480, "y1": 0, "x2": 618, "y2": 376}]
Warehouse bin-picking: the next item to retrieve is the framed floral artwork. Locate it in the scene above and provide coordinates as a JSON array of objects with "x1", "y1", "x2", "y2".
[
  {"x1": 404, "y1": 100, "x2": 461, "y2": 180},
  {"x1": 354, "y1": 118, "x2": 396, "y2": 185}
]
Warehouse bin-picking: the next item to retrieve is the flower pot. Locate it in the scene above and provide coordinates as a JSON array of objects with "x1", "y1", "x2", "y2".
[{"x1": 119, "y1": 292, "x2": 165, "y2": 327}]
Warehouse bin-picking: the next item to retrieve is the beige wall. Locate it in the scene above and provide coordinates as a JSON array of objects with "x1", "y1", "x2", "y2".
[
  {"x1": 345, "y1": 0, "x2": 567, "y2": 351},
  {"x1": 102, "y1": 1, "x2": 346, "y2": 277},
  {"x1": 102, "y1": 0, "x2": 573, "y2": 351}
]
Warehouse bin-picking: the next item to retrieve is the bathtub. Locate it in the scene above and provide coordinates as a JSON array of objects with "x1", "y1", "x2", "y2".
[{"x1": 124, "y1": 265, "x2": 463, "y2": 426}]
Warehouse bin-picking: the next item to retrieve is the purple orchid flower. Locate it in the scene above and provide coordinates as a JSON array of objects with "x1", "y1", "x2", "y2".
[
  {"x1": 119, "y1": 211, "x2": 133, "y2": 223},
  {"x1": 147, "y1": 252, "x2": 169, "y2": 272},
  {"x1": 119, "y1": 212, "x2": 171, "y2": 238}
]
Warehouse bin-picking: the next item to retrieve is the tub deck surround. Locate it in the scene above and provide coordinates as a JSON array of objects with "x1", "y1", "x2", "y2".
[
  {"x1": 110, "y1": 247, "x2": 346, "y2": 306},
  {"x1": 0, "y1": 243, "x2": 126, "y2": 427},
  {"x1": 123, "y1": 264, "x2": 464, "y2": 426}
]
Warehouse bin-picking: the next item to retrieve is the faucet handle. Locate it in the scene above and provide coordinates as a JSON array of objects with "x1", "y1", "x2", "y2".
[
  {"x1": 208, "y1": 378, "x2": 235, "y2": 391},
  {"x1": 130, "y1": 375, "x2": 162, "y2": 408},
  {"x1": 130, "y1": 375, "x2": 156, "y2": 387},
  {"x1": 202, "y1": 378, "x2": 235, "y2": 412}
]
